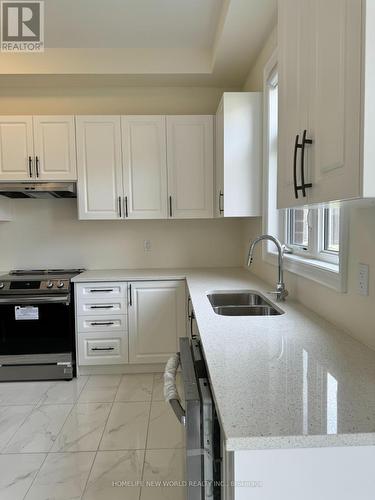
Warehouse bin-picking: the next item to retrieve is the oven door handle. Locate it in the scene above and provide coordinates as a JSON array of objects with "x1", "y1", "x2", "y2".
[
  {"x1": 0, "y1": 295, "x2": 70, "y2": 305},
  {"x1": 164, "y1": 353, "x2": 186, "y2": 425}
]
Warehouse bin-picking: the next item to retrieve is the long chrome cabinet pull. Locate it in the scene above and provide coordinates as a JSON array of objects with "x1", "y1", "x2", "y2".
[
  {"x1": 124, "y1": 196, "x2": 128, "y2": 217},
  {"x1": 89, "y1": 289, "x2": 114, "y2": 293},
  {"x1": 169, "y1": 196, "x2": 173, "y2": 217},
  {"x1": 28, "y1": 156, "x2": 33, "y2": 178}
]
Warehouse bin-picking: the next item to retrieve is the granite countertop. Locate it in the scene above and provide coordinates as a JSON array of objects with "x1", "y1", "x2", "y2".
[{"x1": 73, "y1": 267, "x2": 375, "y2": 451}]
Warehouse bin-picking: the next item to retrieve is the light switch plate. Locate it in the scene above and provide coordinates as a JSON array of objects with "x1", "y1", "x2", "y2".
[{"x1": 358, "y1": 263, "x2": 369, "y2": 296}]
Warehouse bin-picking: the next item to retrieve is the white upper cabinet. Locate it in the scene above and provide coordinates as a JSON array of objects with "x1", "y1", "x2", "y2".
[
  {"x1": 128, "y1": 280, "x2": 186, "y2": 364},
  {"x1": 0, "y1": 117, "x2": 34, "y2": 181},
  {"x1": 278, "y1": 0, "x2": 372, "y2": 208},
  {"x1": 121, "y1": 116, "x2": 168, "y2": 219},
  {"x1": 166, "y1": 115, "x2": 213, "y2": 218},
  {"x1": 215, "y1": 93, "x2": 262, "y2": 217},
  {"x1": 0, "y1": 116, "x2": 76, "y2": 182},
  {"x1": 76, "y1": 116, "x2": 123, "y2": 220},
  {"x1": 33, "y1": 116, "x2": 77, "y2": 181}
]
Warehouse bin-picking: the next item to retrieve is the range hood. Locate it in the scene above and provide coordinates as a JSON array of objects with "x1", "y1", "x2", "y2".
[{"x1": 0, "y1": 182, "x2": 77, "y2": 199}]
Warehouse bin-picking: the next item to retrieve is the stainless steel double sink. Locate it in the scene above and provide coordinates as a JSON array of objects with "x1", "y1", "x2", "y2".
[{"x1": 207, "y1": 290, "x2": 284, "y2": 316}]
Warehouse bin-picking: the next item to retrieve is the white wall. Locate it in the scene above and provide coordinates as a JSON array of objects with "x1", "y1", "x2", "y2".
[
  {"x1": 242, "y1": 26, "x2": 375, "y2": 351},
  {"x1": 0, "y1": 200, "x2": 243, "y2": 270}
]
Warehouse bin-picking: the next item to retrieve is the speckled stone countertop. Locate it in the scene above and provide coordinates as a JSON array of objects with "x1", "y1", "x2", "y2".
[{"x1": 73, "y1": 267, "x2": 375, "y2": 451}]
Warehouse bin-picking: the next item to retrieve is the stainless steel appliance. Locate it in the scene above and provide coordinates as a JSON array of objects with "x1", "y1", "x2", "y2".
[
  {"x1": 165, "y1": 336, "x2": 221, "y2": 500},
  {"x1": 0, "y1": 269, "x2": 83, "y2": 381},
  {"x1": 0, "y1": 182, "x2": 76, "y2": 199}
]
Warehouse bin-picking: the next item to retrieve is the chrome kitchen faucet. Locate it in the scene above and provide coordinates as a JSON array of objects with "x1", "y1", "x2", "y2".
[{"x1": 247, "y1": 235, "x2": 291, "y2": 301}]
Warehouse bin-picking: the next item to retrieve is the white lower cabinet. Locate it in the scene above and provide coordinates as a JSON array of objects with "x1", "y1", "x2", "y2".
[
  {"x1": 128, "y1": 280, "x2": 186, "y2": 364},
  {"x1": 75, "y1": 279, "x2": 186, "y2": 366},
  {"x1": 78, "y1": 333, "x2": 128, "y2": 365}
]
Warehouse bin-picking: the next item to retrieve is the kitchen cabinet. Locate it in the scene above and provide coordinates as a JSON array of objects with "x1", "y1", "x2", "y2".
[
  {"x1": 121, "y1": 116, "x2": 168, "y2": 219},
  {"x1": 128, "y1": 280, "x2": 186, "y2": 364},
  {"x1": 166, "y1": 115, "x2": 213, "y2": 218},
  {"x1": 214, "y1": 92, "x2": 262, "y2": 217},
  {"x1": 0, "y1": 116, "x2": 76, "y2": 182},
  {"x1": 215, "y1": 93, "x2": 262, "y2": 217},
  {"x1": 77, "y1": 114, "x2": 214, "y2": 220},
  {"x1": 277, "y1": 0, "x2": 372, "y2": 208},
  {"x1": 0, "y1": 117, "x2": 33, "y2": 180},
  {"x1": 76, "y1": 116, "x2": 123, "y2": 220},
  {"x1": 75, "y1": 282, "x2": 128, "y2": 365},
  {"x1": 32, "y1": 116, "x2": 77, "y2": 180}
]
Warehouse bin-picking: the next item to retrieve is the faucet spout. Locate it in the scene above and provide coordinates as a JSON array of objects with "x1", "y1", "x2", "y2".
[{"x1": 247, "y1": 234, "x2": 290, "y2": 301}]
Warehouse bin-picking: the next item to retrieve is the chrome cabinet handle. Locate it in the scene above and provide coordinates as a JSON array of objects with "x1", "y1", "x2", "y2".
[
  {"x1": 35, "y1": 156, "x2": 40, "y2": 178},
  {"x1": 28, "y1": 156, "x2": 33, "y2": 178},
  {"x1": 293, "y1": 134, "x2": 300, "y2": 199},
  {"x1": 89, "y1": 289, "x2": 114, "y2": 293},
  {"x1": 124, "y1": 196, "x2": 128, "y2": 218},
  {"x1": 169, "y1": 196, "x2": 173, "y2": 217}
]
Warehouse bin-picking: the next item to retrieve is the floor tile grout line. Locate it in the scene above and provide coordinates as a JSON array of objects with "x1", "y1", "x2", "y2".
[
  {"x1": 81, "y1": 374, "x2": 123, "y2": 498},
  {"x1": 0, "y1": 405, "x2": 35, "y2": 453},
  {"x1": 22, "y1": 451, "x2": 49, "y2": 500}
]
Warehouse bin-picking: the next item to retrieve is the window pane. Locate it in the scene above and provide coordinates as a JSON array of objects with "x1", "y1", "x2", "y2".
[
  {"x1": 324, "y1": 208, "x2": 340, "y2": 253},
  {"x1": 289, "y1": 208, "x2": 309, "y2": 248}
]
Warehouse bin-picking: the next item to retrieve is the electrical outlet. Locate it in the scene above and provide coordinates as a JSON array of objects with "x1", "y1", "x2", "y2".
[
  {"x1": 144, "y1": 239, "x2": 152, "y2": 252},
  {"x1": 358, "y1": 263, "x2": 369, "y2": 296}
]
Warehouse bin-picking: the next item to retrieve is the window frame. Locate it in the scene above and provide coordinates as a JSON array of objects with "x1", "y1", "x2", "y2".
[{"x1": 261, "y1": 50, "x2": 348, "y2": 292}]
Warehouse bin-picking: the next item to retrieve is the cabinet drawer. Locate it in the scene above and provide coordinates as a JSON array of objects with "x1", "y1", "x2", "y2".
[
  {"x1": 76, "y1": 299, "x2": 127, "y2": 316},
  {"x1": 78, "y1": 333, "x2": 128, "y2": 365},
  {"x1": 76, "y1": 282, "x2": 127, "y2": 301},
  {"x1": 77, "y1": 315, "x2": 127, "y2": 334}
]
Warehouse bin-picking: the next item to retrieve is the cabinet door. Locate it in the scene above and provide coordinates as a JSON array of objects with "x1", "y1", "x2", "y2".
[
  {"x1": 215, "y1": 100, "x2": 225, "y2": 218},
  {"x1": 76, "y1": 116, "x2": 123, "y2": 220},
  {"x1": 121, "y1": 116, "x2": 168, "y2": 219},
  {"x1": 128, "y1": 281, "x2": 186, "y2": 364},
  {"x1": 0, "y1": 116, "x2": 34, "y2": 180},
  {"x1": 167, "y1": 115, "x2": 213, "y2": 218},
  {"x1": 277, "y1": 0, "x2": 310, "y2": 209},
  {"x1": 308, "y1": 0, "x2": 362, "y2": 204},
  {"x1": 33, "y1": 116, "x2": 77, "y2": 180}
]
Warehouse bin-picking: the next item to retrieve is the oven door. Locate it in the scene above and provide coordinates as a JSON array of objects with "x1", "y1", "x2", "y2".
[{"x1": 0, "y1": 294, "x2": 74, "y2": 357}]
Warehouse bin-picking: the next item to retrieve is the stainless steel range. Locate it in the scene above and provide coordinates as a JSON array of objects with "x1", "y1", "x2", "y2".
[{"x1": 0, "y1": 269, "x2": 84, "y2": 382}]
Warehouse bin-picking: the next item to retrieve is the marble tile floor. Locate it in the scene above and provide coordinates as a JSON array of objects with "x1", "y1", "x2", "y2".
[{"x1": 0, "y1": 373, "x2": 186, "y2": 500}]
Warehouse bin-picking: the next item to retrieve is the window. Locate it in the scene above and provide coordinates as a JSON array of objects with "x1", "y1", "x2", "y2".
[{"x1": 262, "y1": 52, "x2": 348, "y2": 291}]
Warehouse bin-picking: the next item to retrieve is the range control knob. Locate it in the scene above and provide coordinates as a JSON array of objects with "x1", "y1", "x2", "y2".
[
  {"x1": 46, "y1": 281, "x2": 54, "y2": 288},
  {"x1": 0, "y1": 282, "x2": 4, "y2": 289},
  {"x1": 57, "y1": 281, "x2": 65, "y2": 289}
]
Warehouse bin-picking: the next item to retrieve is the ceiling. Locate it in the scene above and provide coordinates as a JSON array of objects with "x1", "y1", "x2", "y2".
[
  {"x1": 45, "y1": 0, "x2": 224, "y2": 49},
  {"x1": 0, "y1": 0, "x2": 277, "y2": 87}
]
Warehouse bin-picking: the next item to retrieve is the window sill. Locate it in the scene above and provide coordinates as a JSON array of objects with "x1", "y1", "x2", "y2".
[{"x1": 263, "y1": 250, "x2": 347, "y2": 292}]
